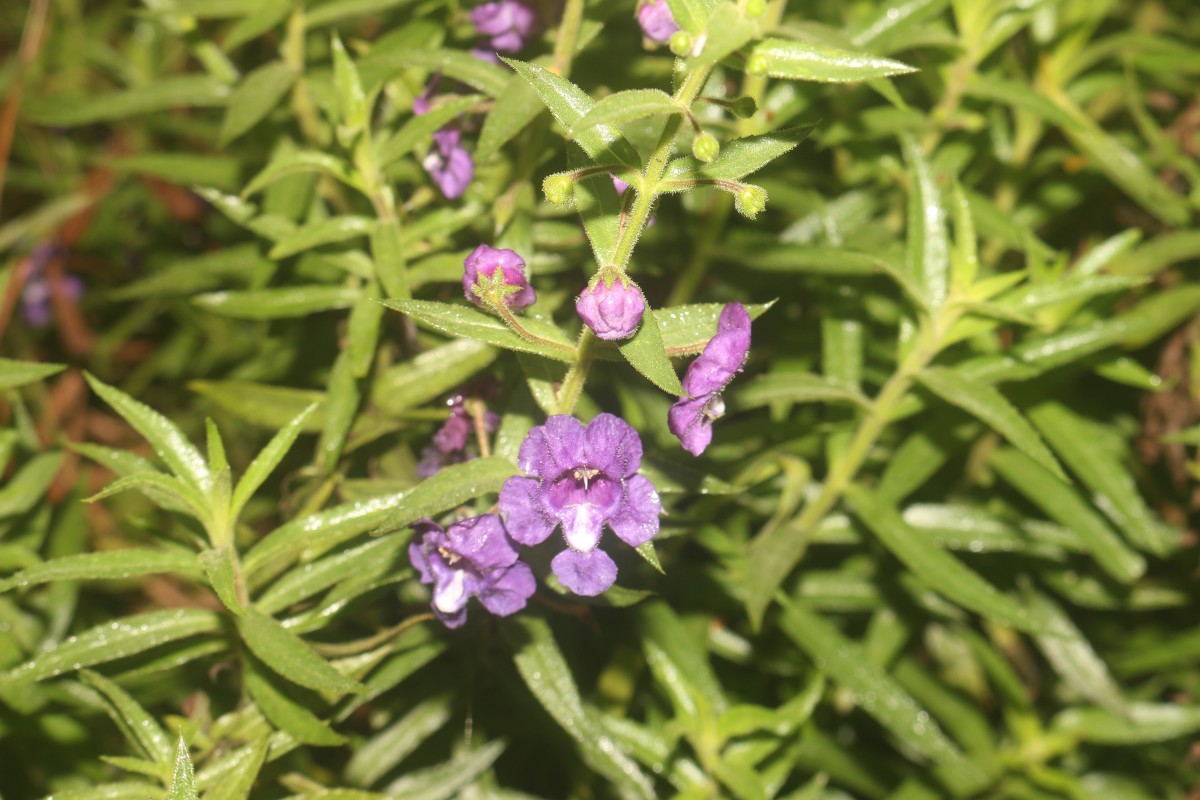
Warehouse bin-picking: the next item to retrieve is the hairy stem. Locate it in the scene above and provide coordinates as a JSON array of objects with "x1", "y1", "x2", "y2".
[{"x1": 555, "y1": 327, "x2": 598, "y2": 415}]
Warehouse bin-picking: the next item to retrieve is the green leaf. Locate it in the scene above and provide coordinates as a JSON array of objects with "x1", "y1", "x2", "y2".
[
  {"x1": 381, "y1": 299, "x2": 576, "y2": 363},
  {"x1": 344, "y1": 695, "x2": 452, "y2": 786},
  {"x1": 1, "y1": 609, "x2": 221, "y2": 684},
  {"x1": 85, "y1": 374, "x2": 211, "y2": 492},
  {"x1": 255, "y1": 534, "x2": 407, "y2": 615},
  {"x1": 639, "y1": 601, "x2": 726, "y2": 713},
  {"x1": 653, "y1": 301, "x2": 773, "y2": 355},
  {"x1": 846, "y1": 485, "x2": 1049, "y2": 634},
  {"x1": 998, "y1": 273, "x2": 1147, "y2": 311},
  {"x1": 370, "y1": 340, "x2": 497, "y2": 415},
  {"x1": 916, "y1": 367, "x2": 1064, "y2": 479},
  {"x1": 1054, "y1": 704, "x2": 1200, "y2": 746},
  {"x1": 190, "y1": 381, "x2": 325, "y2": 431},
  {"x1": 664, "y1": 0, "x2": 714, "y2": 34},
  {"x1": 510, "y1": 617, "x2": 655, "y2": 800},
  {"x1": 476, "y1": 77, "x2": 544, "y2": 161},
  {"x1": 1025, "y1": 590, "x2": 1128, "y2": 716},
  {"x1": 502, "y1": 58, "x2": 641, "y2": 169},
  {"x1": 194, "y1": 285, "x2": 361, "y2": 319},
  {"x1": 244, "y1": 456, "x2": 515, "y2": 573},
  {"x1": 23, "y1": 76, "x2": 230, "y2": 126},
  {"x1": 0, "y1": 358, "x2": 66, "y2": 390},
  {"x1": 80, "y1": 670, "x2": 173, "y2": 765},
  {"x1": 166, "y1": 737, "x2": 198, "y2": 800},
  {"x1": 618, "y1": 310, "x2": 685, "y2": 396},
  {"x1": 242, "y1": 654, "x2": 348, "y2": 745},
  {"x1": 241, "y1": 150, "x2": 357, "y2": 197},
  {"x1": 901, "y1": 134, "x2": 949, "y2": 310},
  {"x1": 689, "y1": 2, "x2": 757, "y2": 68},
  {"x1": 304, "y1": 0, "x2": 413, "y2": 28},
  {"x1": 371, "y1": 219, "x2": 409, "y2": 300},
  {"x1": 1027, "y1": 401, "x2": 1175, "y2": 556},
  {"x1": 219, "y1": 61, "x2": 297, "y2": 144},
  {"x1": 0, "y1": 549, "x2": 202, "y2": 593},
  {"x1": 749, "y1": 39, "x2": 917, "y2": 83},
  {"x1": 85, "y1": 470, "x2": 210, "y2": 522},
  {"x1": 231, "y1": 404, "x2": 317, "y2": 520},
  {"x1": 235, "y1": 609, "x2": 364, "y2": 694},
  {"x1": 201, "y1": 738, "x2": 269, "y2": 800},
  {"x1": 663, "y1": 127, "x2": 814, "y2": 183},
  {"x1": 382, "y1": 740, "x2": 506, "y2": 800},
  {"x1": 357, "y1": 47, "x2": 510, "y2": 97},
  {"x1": 732, "y1": 373, "x2": 869, "y2": 410},
  {"x1": 778, "y1": 598, "x2": 985, "y2": 788},
  {"x1": 377, "y1": 95, "x2": 485, "y2": 166},
  {"x1": 572, "y1": 89, "x2": 682, "y2": 133},
  {"x1": 331, "y1": 34, "x2": 368, "y2": 133},
  {"x1": 200, "y1": 547, "x2": 245, "y2": 615},
  {"x1": 268, "y1": 216, "x2": 375, "y2": 260},
  {"x1": 990, "y1": 448, "x2": 1145, "y2": 583},
  {"x1": 0, "y1": 452, "x2": 64, "y2": 517}
]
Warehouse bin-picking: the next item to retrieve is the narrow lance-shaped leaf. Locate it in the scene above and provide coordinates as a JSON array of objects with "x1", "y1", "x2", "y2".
[
  {"x1": 663, "y1": 127, "x2": 814, "y2": 183},
  {"x1": 167, "y1": 737, "x2": 198, "y2": 800},
  {"x1": 572, "y1": 89, "x2": 682, "y2": 132},
  {"x1": 219, "y1": 61, "x2": 297, "y2": 145},
  {"x1": 749, "y1": 38, "x2": 917, "y2": 83},
  {"x1": 0, "y1": 358, "x2": 66, "y2": 390},
  {"x1": 1025, "y1": 589, "x2": 1128, "y2": 716},
  {"x1": 231, "y1": 404, "x2": 318, "y2": 520},
  {"x1": 846, "y1": 485, "x2": 1050, "y2": 634},
  {"x1": 86, "y1": 374, "x2": 211, "y2": 491},
  {"x1": 916, "y1": 367, "x2": 1064, "y2": 479},
  {"x1": 377, "y1": 94, "x2": 485, "y2": 166},
  {"x1": 235, "y1": 608, "x2": 365, "y2": 695},
  {"x1": 0, "y1": 549, "x2": 203, "y2": 593},
  {"x1": 242, "y1": 654, "x2": 348, "y2": 746},
  {"x1": 81, "y1": 670, "x2": 173, "y2": 765},
  {"x1": 200, "y1": 737, "x2": 269, "y2": 800},
  {"x1": 0, "y1": 452, "x2": 65, "y2": 517},
  {"x1": 618, "y1": 310, "x2": 685, "y2": 396},
  {"x1": 382, "y1": 298, "x2": 577, "y2": 363},
  {"x1": 901, "y1": 134, "x2": 948, "y2": 310}
]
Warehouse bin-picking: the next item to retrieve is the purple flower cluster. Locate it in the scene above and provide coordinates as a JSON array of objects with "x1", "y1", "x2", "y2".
[
  {"x1": 462, "y1": 244, "x2": 537, "y2": 311},
  {"x1": 409, "y1": 515, "x2": 536, "y2": 628},
  {"x1": 669, "y1": 303, "x2": 752, "y2": 456},
  {"x1": 500, "y1": 414, "x2": 660, "y2": 595}
]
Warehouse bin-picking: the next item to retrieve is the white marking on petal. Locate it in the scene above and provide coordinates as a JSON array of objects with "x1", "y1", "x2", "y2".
[{"x1": 434, "y1": 569, "x2": 467, "y2": 613}]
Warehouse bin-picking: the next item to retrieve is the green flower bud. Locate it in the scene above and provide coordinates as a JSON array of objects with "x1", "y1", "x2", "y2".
[
  {"x1": 733, "y1": 185, "x2": 767, "y2": 219},
  {"x1": 542, "y1": 173, "x2": 574, "y2": 205},
  {"x1": 692, "y1": 132, "x2": 720, "y2": 163},
  {"x1": 669, "y1": 30, "x2": 693, "y2": 57},
  {"x1": 730, "y1": 96, "x2": 757, "y2": 119},
  {"x1": 745, "y1": 0, "x2": 767, "y2": 18},
  {"x1": 746, "y1": 53, "x2": 768, "y2": 76}
]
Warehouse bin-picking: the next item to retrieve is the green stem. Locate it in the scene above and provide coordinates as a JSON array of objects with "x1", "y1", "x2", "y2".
[
  {"x1": 555, "y1": 327, "x2": 597, "y2": 415},
  {"x1": 552, "y1": 0, "x2": 586, "y2": 78},
  {"x1": 492, "y1": 300, "x2": 578, "y2": 359}
]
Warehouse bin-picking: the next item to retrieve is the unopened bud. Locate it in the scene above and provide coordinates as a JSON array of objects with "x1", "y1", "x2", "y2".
[
  {"x1": 669, "y1": 30, "x2": 693, "y2": 57},
  {"x1": 730, "y1": 96, "x2": 757, "y2": 119},
  {"x1": 543, "y1": 173, "x2": 574, "y2": 205},
  {"x1": 733, "y1": 185, "x2": 767, "y2": 219},
  {"x1": 745, "y1": 0, "x2": 767, "y2": 18},
  {"x1": 576, "y1": 269, "x2": 646, "y2": 340},
  {"x1": 692, "y1": 131, "x2": 720, "y2": 163}
]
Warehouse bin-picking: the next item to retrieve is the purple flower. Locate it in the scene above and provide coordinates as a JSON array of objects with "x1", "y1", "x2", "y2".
[
  {"x1": 611, "y1": 174, "x2": 631, "y2": 195},
  {"x1": 668, "y1": 303, "x2": 752, "y2": 456},
  {"x1": 462, "y1": 244, "x2": 537, "y2": 311},
  {"x1": 499, "y1": 414, "x2": 661, "y2": 596},
  {"x1": 423, "y1": 127, "x2": 474, "y2": 199},
  {"x1": 576, "y1": 272, "x2": 646, "y2": 340},
  {"x1": 21, "y1": 244, "x2": 80, "y2": 328},
  {"x1": 471, "y1": 1, "x2": 537, "y2": 53},
  {"x1": 408, "y1": 515, "x2": 536, "y2": 628},
  {"x1": 413, "y1": 73, "x2": 442, "y2": 115},
  {"x1": 637, "y1": 0, "x2": 679, "y2": 43},
  {"x1": 418, "y1": 395, "x2": 499, "y2": 477}
]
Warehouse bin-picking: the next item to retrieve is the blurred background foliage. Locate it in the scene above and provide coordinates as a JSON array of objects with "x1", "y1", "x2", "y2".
[{"x1": 1, "y1": 0, "x2": 1199, "y2": 798}]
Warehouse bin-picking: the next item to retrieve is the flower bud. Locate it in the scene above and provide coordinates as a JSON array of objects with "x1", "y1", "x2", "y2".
[
  {"x1": 463, "y1": 244, "x2": 537, "y2": 311},
  {"x1": 745, "y1": 0, "x2": 767, "y2": 17},
  {"x1": 668, "y1": 30, "x2": 693, "y2": 57},
  {"x1": 543, "y1": 173, "x2": 574, "y2": 205},
  {"x1": 733, "y1": 185, "x2": 768, "y2": 219},
  {"x1": 730, "y1": 96, "x2": 757, "y2": 119},
  {"x1": 637, "y1": 0, "x2": 679, "y2": 44},
  {"x1": 692, "y1": 131, "x2": 720, "y2": 163},
  {"x1": 576, "y1": 270, "x2": 646, "y2": 340},
  {"x1": 746, "y1": 53, "x2": 769, "y2": 76}
]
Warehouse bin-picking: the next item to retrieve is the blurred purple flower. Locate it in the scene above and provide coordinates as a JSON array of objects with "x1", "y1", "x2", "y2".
[
  {"x1": 471, "y1": 1, "x2": 538, "y2": 54},
  {"x1": 611, "y1": 174, "x2": 631, "y2": 195},
  {"x1": 668, "y1": 303, "x2": 751, "y2": 456},
  {"x1": 499, "y1": 414, "x2": 660, "y2": 596},
  {"x1": 423, "y1": 127, "x2": 474, "y2": 198},
  {"x1": 637, "y1": 0, "x2": 679, "y2": 43},
  {"x1": 413, "y1": 73, "x2": 443, "y2": 115},
  {"x1": 462, "y1": 244, "x2": 536, "y2": 310},
  {"x1": 418, "y1": 395, "x2": 499, "y2": 477},
  {"x1": 22, "y1": 244, "x2": 80, "y2": 328},
  {"x1": 576, "y1": 273, "x2": 645, "y2": 340},
  {"x1": 409, "y1": 515, "x2": 536, "y2": 628}
]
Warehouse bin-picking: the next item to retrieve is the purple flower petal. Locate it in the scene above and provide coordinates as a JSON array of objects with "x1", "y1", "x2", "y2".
[
  {"x1": 517, "y1": 415, "x2": 586, "y2": 478},
  {"x1": 433, "y1": 410, "x2": 472, "y2": 454},
  {"x1": 552, "y1": 548, "x2": 618, "y2": 596},
  {"x1": 682, "y1": 309, "x2": 751, "y2": 396},
  {"x1": 499, "y1": 475, "x2": 556, "y2": 545},
  {"x1": 667, "y1": 394, "x2": 715, "y2": 457},
  {"x1": 447, "y1": 514, "x2": 520, "y2": 570},
  {"x1": 576, "y1": 277, "x2": 646, "y2": 341},
  {"x1": 609, "y1": 474, "x2": 661, "y2": 547},
  {"x1": 636, "y1": 0, "x2": 679, "y2": 43},
  {"x1": 471, "y1": 1, "x2": 537, "y2": 52},
  {"x1": 462, "y1": 244, "x2": 536, "y2": 311},
  {"x1": 583, "y1": 413, "x2": 643, "y2": 479},
  {"x1": 478, "y1": 561, "x2": 536, "y2": 616}
]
